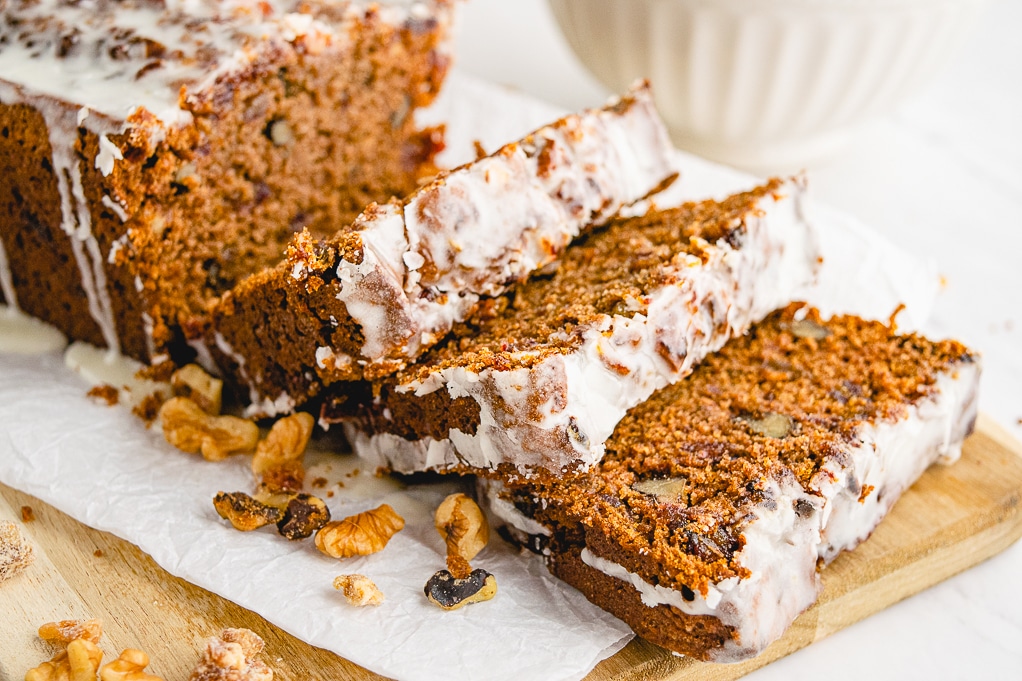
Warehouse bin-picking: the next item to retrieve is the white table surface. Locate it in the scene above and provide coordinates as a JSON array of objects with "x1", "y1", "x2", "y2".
[{"x1": 454, "y1": 1, "x2": 1022, "y2": 678}]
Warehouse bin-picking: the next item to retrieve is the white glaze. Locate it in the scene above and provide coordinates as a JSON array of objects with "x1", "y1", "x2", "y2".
[
  {"x1": 63, "y1": 340, "x2": 169, "y2": 408},
  {"x1": 0, "y1": 0, "x2": 454, "y2": 361},
  {"x1": 353, "y1": 177, "x2": 820, "y2": 473},
  {"x1": 0, "y1": 1, "x2": 450, "y2": 125},
  {"x1": 317, "y1": 84, "x2": 676, "y2": 373},
  {"x1": 101, "y1": 195, "x2": 130, "y2": 223},
  {"x1": 0, "y1": 305, "x2": 68, "y2": 354},
  {"x1": 573, "y1": 363, "x2": 980, "y2": 661}
]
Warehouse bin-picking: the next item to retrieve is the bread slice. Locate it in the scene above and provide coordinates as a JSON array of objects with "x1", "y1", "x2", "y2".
[
  {"x1": 481, "y1": 305, "x2": 980, "y2": 661},
  {"x1": 208, "y1": 83, "x2": 678, "y2": 415},
  {"x1": 334, "y1": 178, "x2": 819, "y2": 473}
]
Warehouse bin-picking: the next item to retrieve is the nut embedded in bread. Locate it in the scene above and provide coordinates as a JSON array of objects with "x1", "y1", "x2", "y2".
[{"x1": 481, "y1": 305, "x2": 980, "y2": 661}]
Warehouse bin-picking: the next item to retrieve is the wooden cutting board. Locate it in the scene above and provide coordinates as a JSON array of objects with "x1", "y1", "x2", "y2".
[{"x1": 2, "y1": 414, "x2": 1021, "y2": 681}]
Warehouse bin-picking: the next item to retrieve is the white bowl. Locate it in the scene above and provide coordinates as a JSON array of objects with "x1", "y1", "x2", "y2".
[{"x1": 548, "y1": 0, "x2": 986, "y2": 171}]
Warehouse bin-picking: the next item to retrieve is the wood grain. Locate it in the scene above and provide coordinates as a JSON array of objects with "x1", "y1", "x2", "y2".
[{"x1": 2, "y1": 414, "x2": 1020, "y2": 681}]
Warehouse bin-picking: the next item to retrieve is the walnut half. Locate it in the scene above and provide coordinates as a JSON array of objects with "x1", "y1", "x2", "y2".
[
  {"x1": 434, "y1": 493, "x2": 488, "y2": 579},
  {"x1": 160, "y1": 397, "x2": 259, "y2": 461},
  {"x1": 315, "y1": 504, "x2": 405, "y2": 558}
]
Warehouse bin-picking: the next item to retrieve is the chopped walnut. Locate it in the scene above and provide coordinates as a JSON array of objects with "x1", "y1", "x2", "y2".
[
  {"x1": 254, "y1": 461, "x2": 305, "y2": 496},
  {"x1": 171, "y1": 364, "x2": 223, "y2": 416},
  {"x1": 434, "y1": 493, "x2": 489, "y2": 579},
  {"x1": 213, "y1": 492, "x2": 283, "y2": 532},
  {"x1": 424, "y1": 568, "x2": 498, "y2": 611},
  {"x1": 252, "y1": 412, "x2": 313, "y2": 494},
  {"x1": 100, "y1": 649, "x2": 164, "y2": 681},
  {"x1": 159, "y1": 397, "x2": 259, "y2": 461},
  {"x1": 189, "y1": 628, "x2": 272, "y2": 681},
  {"x1": 276, "y1": 494, "x2": 330, "y2": 540},
  {"x1": 333, "y1": 574, "x2": 385, "y2": 606},
  {"x1": 38, "y1": 619, "x2": 104, "y2": 646},
  {"x1": 26, "y1": 638, "x2": 104, "y2": 681},
  {"x1": 0, "y1": 520, "x2": 34, "y2": 583},
  {"x1": 315, "y1": 504, "x2": 405, "y2": 558}
]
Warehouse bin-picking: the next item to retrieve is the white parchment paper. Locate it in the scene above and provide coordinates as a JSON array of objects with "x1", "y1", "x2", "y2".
[{"x1": 0, "y1": 73, "x2": 939, "y2": 681}]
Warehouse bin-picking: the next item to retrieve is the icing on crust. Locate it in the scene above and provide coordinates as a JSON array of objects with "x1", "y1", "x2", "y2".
[
  {"x1": 296, "y1": 83, "x2": 677, "y2": 373},
  {"x1": 347, "y1": 178, "x2": 819, "y2": 473},
  {"x1": 481, "y1": 364, "x2": 980, "y2": 661}
]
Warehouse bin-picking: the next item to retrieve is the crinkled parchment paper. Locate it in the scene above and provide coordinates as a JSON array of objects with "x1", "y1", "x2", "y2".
[{"x1": 0, "y1": 73, "x2": 938, "y2": 681}]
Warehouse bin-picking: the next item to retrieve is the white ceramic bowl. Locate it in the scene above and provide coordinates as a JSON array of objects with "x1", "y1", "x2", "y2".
[{"x1": 548, "y1": 0, "x2": 986, "y2": 171}]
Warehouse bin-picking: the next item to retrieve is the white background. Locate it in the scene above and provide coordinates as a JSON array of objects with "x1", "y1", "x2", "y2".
[{"x1": 453, "y1": 1, "x2": 1022, "y2": 679}]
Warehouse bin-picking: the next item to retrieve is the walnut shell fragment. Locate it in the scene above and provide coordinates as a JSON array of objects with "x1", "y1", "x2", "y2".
[
  {"x1": 424, "y1": 568, "x2": 497, "y2": 611},
  {"x1": 315, "y1": 504, "x2": 405, "y2": 558}
]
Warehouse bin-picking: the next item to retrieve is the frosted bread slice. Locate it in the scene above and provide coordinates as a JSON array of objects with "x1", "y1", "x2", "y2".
[
  {"x1": 482, "y1": 305, "x2": 980, "y2": 661},
  {"x1": 208, "y1": 83, "x2": 677, "y2": 416},
  {"x1": 333, "y1": 178, "x2": 820, "y2": 473}
]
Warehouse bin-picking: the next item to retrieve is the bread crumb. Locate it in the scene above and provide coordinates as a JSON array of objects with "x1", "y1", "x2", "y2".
[
  {"x1": 132, "y1": 392, "x2": 164, "y2": 426},
  {"x1": 87, "y1": 384, "x2": 120, "y2": 406}
]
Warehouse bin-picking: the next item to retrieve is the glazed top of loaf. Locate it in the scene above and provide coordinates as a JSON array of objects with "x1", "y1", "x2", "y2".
[{"x1": 0, "y1": 0, "x2": 450, "y2": 125}]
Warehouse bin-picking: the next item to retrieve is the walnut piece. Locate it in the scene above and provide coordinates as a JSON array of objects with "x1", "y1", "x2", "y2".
[
  {"x1": 171, "y1": 364, "x2": 223, "y2": 416},
  {"x1": 213, "y1": 492, "x2": 283, "y2": 532},
  {"x1": 100, "y1": 649, "x2": 164, "y2": 681},
  {"x1": 333, "y1": 574, "x2": 385, "y2": 606},
  {"x1": 255, "y1": 461, "x2": 305, "y2": 496},
  {"x1": 434, "y1": 493, "x2": 488, "y2": 579},
  {"x1": 0, "y1": 520, "x2": 34, "y2": 583},
  {"x1": 632, "y1": 477, "x2": 689, "y2": 502},
  {"x1": 159, "y1": 397, "x2": 259, "y2": 461},
  {"x1": 744, "y1": 412, "x2": 795, "y2": 439},
  {"x1": 252, "y1": 412, "x2": 313, "y2": 494},
  {"x1": 315, "y1": 504, "x2": 405, "y2": 558},
  {"x1": 424, "y1": 568, "x2": 498, "y2": 611},
  {"x1": 189, "y1": 628, "x2": 272, "y2": 681},
  {"x1": 38, "y1": 619, "x2": 103, "y2": 646},
  {"x1": 787, "y1": 318, "x2": 831, "y2": 340},
  {"x1": 276, "y1": 494, "x2": 330, "y2": 540},
  {"x1": 26, "y1": 638, "x2": 104, "y2": 681}
]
